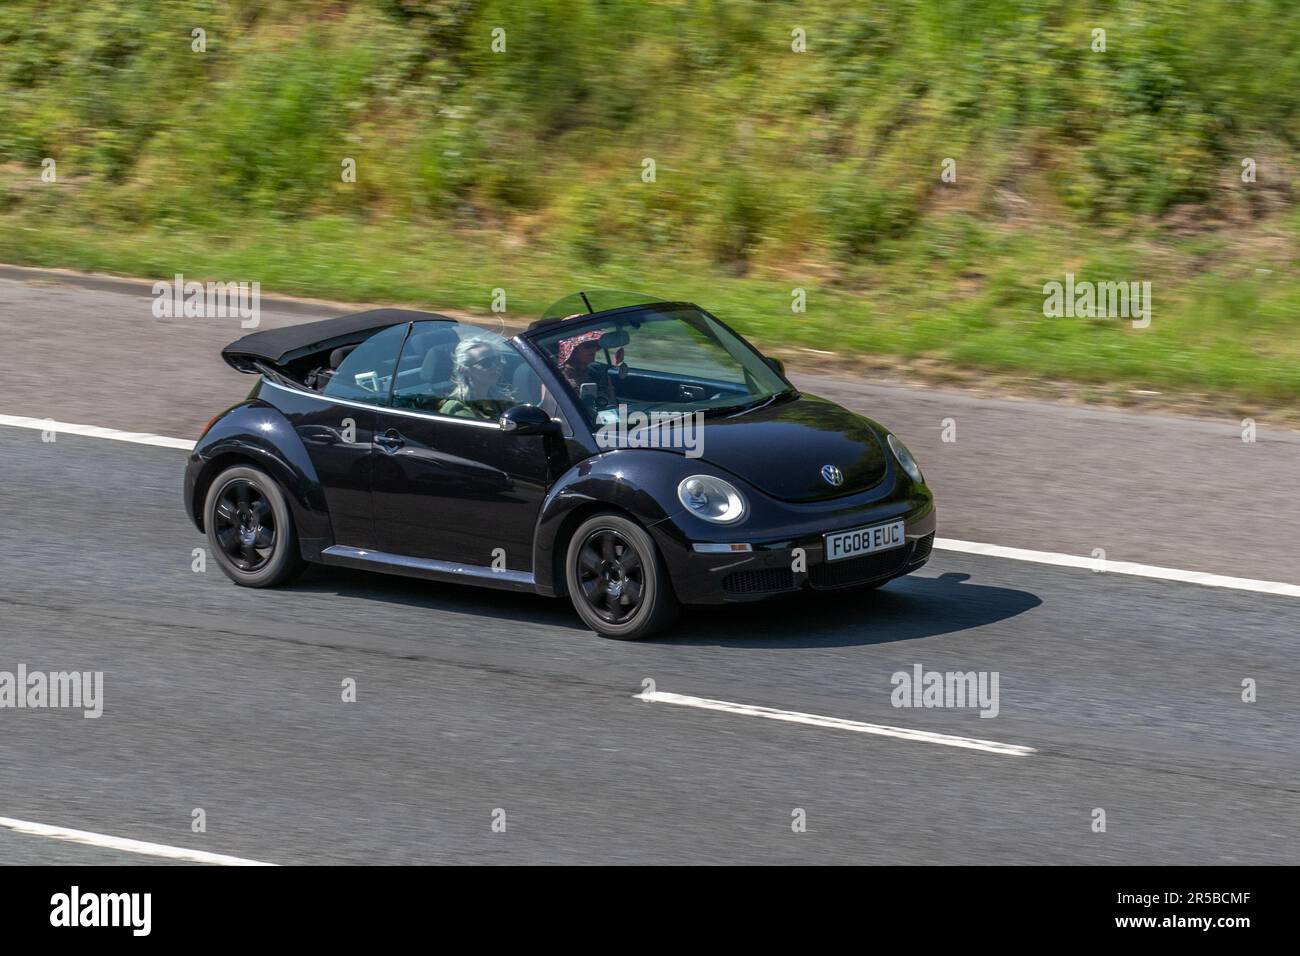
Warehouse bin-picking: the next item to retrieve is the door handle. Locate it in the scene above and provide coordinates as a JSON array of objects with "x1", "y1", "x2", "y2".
[{"x1": 374, "y1": 429, "x2": 405, "y2": 452}]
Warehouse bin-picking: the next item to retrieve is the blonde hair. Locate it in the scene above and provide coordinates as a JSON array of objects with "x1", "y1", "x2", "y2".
[{"x1": 449, "y1": 334, "x2": 511, "y2": 402}]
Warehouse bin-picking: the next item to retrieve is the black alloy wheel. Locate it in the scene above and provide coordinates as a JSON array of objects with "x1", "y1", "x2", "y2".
[
  {"x1": 203, "y1": 465, "x2": 305, "y2": 588},
  {"x1": 213, "y1": 478, "x2": 276, "y2": 572},
  {"x1": 565, "y1": 513, "x2": 679, "y2": 639},
  {"x1": 576, "y1": 527, "x2": 644, "y2": 626}
]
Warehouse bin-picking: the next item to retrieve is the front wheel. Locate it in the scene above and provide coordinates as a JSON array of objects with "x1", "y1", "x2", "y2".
[
  {"x1": 565, "y1": 513, "x2": 679, "y2": 639},
  {"x1": 203, "y1": 465, "x2": 305, "y2": 588}
]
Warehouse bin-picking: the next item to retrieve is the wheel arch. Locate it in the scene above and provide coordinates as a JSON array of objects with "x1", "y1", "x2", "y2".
[
  {"x1": 533, "y1": 451, "x2": 683, "y2": 598},
  {"x1": 545, "y1": 500, "x2": 643, "y2": 599},
  {"x1": 186, "y1": 402, "x2": 333, "y2": 559}
]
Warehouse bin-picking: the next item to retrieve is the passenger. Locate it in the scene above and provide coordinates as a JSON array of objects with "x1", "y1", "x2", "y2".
[{"x1": 557, "y1": 329, "x2": 621, "y2": 403}]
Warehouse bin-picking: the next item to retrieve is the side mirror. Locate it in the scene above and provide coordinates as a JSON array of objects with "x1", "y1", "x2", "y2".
[
  {"x1": 500, "y1": 403, "x2": 560, "y2": 436},
  {"x1": 765, "y1": 356, "x2": 786, "y2": 377}
]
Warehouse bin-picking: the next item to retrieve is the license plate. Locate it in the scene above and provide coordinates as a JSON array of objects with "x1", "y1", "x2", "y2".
[{"x1": 824, "y1": 520, "x2": 905, "y2": 562}]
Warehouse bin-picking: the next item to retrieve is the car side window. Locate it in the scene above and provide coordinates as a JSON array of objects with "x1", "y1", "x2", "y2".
[
  {"x1": 321, "y1": 323, "x2": 409, "y2": 405},
  {"x1": 388, "y1": 320, "x2": 461, "y2": 412},
  {"x1": 391, "y1": 321, "x2": 552, "y2": 422}
]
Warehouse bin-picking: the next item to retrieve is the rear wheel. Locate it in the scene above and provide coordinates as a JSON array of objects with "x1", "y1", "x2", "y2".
[
  {"x1": 565, "y1": 513, "x2": 679, "y2": 639},
  {"x1": 204, "y1": 465, "x2": 305, "y2": 588}
]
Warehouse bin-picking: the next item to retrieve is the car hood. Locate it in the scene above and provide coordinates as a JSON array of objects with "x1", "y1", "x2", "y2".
[{"x1": 682, "y1": 392, "x2": 890, "y2": 502}]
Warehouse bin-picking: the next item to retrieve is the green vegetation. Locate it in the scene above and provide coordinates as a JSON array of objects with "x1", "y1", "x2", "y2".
[{"x1": 2, "y1": 0, "x2": 1298, "y2": 405}]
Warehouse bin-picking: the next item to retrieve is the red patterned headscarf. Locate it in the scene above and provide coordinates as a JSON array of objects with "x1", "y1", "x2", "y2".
[{"x1": 557, "y1": 329, "x2": 604, "y2": 366}]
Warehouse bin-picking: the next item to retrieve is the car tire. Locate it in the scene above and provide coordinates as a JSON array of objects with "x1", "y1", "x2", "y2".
[
  {"x1": 203, "y1": 465, "x2": 305, "y2": 588},
  {"x1": 565, "y1": 513, "x2": 680, "y2": 640}
]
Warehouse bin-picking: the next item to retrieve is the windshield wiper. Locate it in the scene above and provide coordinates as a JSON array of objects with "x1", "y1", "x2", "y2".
[
  {"x1": 726, "y1": 394, "x2": 778, "y2": 418},
  {"x1": 704, "y1": 388, "x2": 795, "y2": 419}
]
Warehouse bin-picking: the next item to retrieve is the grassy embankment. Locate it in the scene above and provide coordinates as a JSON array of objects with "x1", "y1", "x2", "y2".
[{"x1": 2, "y1": 0, "x2": 1298, "y2": 408}]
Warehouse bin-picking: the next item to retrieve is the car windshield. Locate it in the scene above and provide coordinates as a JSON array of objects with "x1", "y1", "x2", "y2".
[{"x1": 530, "y1": 303, "x2": 791, "y2": 427}]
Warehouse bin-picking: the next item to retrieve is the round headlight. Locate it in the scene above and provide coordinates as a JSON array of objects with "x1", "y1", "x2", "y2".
[
  {"x1": 887, "y1": 433, "x2": 924, "y2": 484},
  {"x1": 677, "y1": 475, "x2": 747, "y2": 524}
]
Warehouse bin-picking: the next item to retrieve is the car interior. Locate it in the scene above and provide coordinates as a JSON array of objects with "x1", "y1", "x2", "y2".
[
  {"x1": 584, "y1": 360, "x2": 749, "y2": 406},
  {"x1": 292, "y1": 322, "x2": 551, "y2": 420},
  {"x1": 282, "y1": 315, "x2": 767, "y2": 428},
  {"x1": 543, "y1": 325, "x2": 753, "y2": 417}
]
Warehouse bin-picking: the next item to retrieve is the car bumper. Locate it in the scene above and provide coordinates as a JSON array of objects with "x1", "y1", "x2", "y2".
[
  {"x1": 653, "y1": 495, "x2": 936, "y2": 605},
  {"x1": 182, "y1": 453, "x2": 203, "y2": 531}
]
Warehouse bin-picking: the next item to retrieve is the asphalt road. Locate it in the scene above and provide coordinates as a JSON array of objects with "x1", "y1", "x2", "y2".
[
  {"x1": 3, "y1": 264, "x2": 1299, "y2": 584},
  {"x1": 0, "y1": 429, "x2": 1296, "y2": 864},
  {"x1": 1, "y1": 266, "x2": 1298, "y2": 864}
]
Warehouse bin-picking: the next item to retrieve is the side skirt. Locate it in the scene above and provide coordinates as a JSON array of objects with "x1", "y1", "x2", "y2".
[{"x1": 320, "y1": 545, "x2": 539, "y2": 594}]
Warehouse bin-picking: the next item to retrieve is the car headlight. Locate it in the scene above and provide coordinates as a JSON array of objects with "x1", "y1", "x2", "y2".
[
  {"x1": 887, "y1": 433, "x2": 924, "y2": 484},
  {"x1": 677, "y1": 475, "x2": 747, "y2": 524}
]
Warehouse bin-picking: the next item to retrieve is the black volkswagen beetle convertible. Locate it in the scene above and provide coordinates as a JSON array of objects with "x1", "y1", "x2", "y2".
[{"x1": 184, "y1": 291, "x2": 935, "y2": 639}]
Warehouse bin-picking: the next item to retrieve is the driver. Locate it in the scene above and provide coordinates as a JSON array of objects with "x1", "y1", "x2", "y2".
[
  {"x1": 439, "y1": 335, "x2": 515, "y2": 420},
  {"x1": 557, "y1": 328, "x2": 625, "y2": 404}
]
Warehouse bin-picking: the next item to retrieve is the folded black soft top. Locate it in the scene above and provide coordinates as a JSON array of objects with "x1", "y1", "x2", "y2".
[{"x1": 221, "y1": 308, "x2": 453, "y2": 372}]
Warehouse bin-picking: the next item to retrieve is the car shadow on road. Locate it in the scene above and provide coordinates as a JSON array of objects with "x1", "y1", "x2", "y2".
[
  {"x1": 661, "y1": 572, "x2": 1043, "y2": 649},
  {"x1": 286, "y1": 567, "x2": 1040, "y2": 646},
  {"x1": 289, "y1": 564, "x2": 590, "y2": 630}
]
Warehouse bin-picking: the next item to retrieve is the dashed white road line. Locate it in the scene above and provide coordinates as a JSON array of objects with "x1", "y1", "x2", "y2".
[
  {"x1": 934, "y1": 537, "x2": 1300, "y2": 599},
  {"x1": 3, "y1": 411, "x2": 1299, "y2": 599},
  {"x1": 636, "y1": 691, "x2": 1036, "y2": 757},
  {"x1": 0, "y1": 815, "x2": 276, "y2": 866},
  {"x1": 0, "y1": 414, "x2": 195, "y2": 451}
]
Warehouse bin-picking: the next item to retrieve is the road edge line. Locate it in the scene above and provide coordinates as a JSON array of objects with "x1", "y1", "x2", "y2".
[{"x1": 0, "y1": 815, "x2": 276, "y2": 866}]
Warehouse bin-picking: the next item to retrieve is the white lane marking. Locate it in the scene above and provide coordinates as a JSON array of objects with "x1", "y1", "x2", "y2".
[
  {"x1": 636, "y1": 691, "x2": 1035, "y2": 757},
  {"x1": 2, "y1": 413, "x2": 1299, "y2": 599},
  {"x1": 934, "y1": 537, "x2": 1300, "y2": 599},
  {"x1": 0, "y1": 815, "x2": 276, "y2": 866},
  {"x1": 0, "y1": 414, "x2": 195, "y2": 450}
]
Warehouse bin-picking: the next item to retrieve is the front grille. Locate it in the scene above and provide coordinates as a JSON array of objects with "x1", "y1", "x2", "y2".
[
  {"x1": 723, "y1": 566, "x2": 796, "y2": 595},
  {"x1": 910, "y1": 532, "x2": 934, "y2": 563},
  {"x1": 809, "y1": 546, "x2": 910, "y2": 589}
]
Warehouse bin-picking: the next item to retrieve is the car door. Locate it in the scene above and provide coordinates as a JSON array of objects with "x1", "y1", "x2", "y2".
[
  {"x1": 370, "y1": 322, "x2": 552, "y2": 573},
  {"x1": 295, "y1": 322, "x2": 409, "y2": 549}
]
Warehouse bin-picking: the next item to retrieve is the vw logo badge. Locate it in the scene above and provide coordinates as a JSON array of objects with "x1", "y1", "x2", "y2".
[{"x1": 821, "y1": 464, "x2": 843, "y2": 487}]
